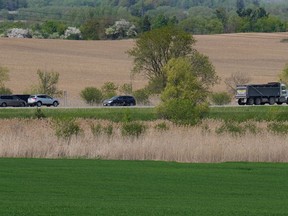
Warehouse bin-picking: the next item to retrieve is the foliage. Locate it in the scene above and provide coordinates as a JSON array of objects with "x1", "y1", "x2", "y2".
[
  {"x1": 34, "y1": 69, "x2": 62, "y2": 97},
  {"x1": 157, "y1": 57, "x2": 214, "y2": 125},
  {"x1": 33, "y1": 108, "x2": 46, "y2": 119},
  {"x1": 154, "y1": 122, "x2": 169, "y2": 131},
  {"x1": 80, "y1": 87, "x2": 103, "y2": 105},
  {"x1": 210, "y1": 92, "x2": 231, "y2": 105},
  {"x1": 128, "y1": 26, "x2": 196, "y2": 92},
  {"x1": 1, "y1": 1, "x2": 288, "y2": 38},
  {"x1": 40, "y1": 20, "x2": 67, "y2": 38},
  {"x1": 268, "y1": 122, "x2": 288, "y2": 135},
  {"x1": 133, "y1": 88, "x2": 150, "y2": 105},
  {"x1": 121, "y1": 121, "x2": 147, "y2": 138},
  {"x1": 52, "y1": 118, "x2": 83, "y2": 142},
  {"x1": 157, "y1": 99, "x2": 209, "y2": 125},
  {"x1": 90, "y1": 122, "x2": 114, "y2": 137},
  {"x1": 278, "y1": 63, "x2": 288, "y2": 85},
  {"x1": 64, "y1": 27, "x2": 81, "y2": 40},
  {"x1": 119, "y1": 83, "x2": 133, "y2": 95},
  {"x1": 101, "y1": 82, "x2": 118, "y2": 99},
  {"x1": 0, "y1": 86, "x2": 12, "y2": 94},
  {"x1": 105, "y1": 19, "x2": 137, "y2": 39},
  {"x1": 0, "y1": 65, "x2": 9, "y2": 87}
]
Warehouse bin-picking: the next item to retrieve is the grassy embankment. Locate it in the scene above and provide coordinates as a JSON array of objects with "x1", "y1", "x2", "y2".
[
  {"x1": 1, "y1": 106, "x2": 288, "y2": 121},
  {"x1": 1, "y1": 158, "x2": 288, "y2": 216}
]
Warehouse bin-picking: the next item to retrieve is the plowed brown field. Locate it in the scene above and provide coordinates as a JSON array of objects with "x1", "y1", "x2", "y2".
[{"x1": 1, "y1": 32, "x2": 288, "y2": 105}]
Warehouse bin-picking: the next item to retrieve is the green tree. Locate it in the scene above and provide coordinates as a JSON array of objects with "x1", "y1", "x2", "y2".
[
  {"x1": 128, "y1": 26, "x2": 196, "y2": 93},
  {"x1": 80, "y1": 87, "x2": 103, "y2": 105},
  {"x1": 101, "y1": 82, "x2": 118, "y2": 99},
  {"x1": 157, "y1": 57, "x2": 210, "y2": 125},
  {"x1": 35, "y1": 69, "x2": 62, "y2": 97},
  {"x1": 80, "y1": 19, "x2": 101, "y2": 40}
]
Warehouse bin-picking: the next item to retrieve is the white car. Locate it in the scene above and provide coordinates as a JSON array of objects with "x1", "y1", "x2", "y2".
[{"x1": 28, "y1": 94, "x2": 59, "y2": 107}]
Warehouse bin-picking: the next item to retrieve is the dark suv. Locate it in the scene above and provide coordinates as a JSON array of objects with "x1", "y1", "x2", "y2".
[
  {"x1": 0, "y1": 95, "x2": 27, "y2": 107},
  {"x1": 103, "y1": 96, "x2": 136, "y2": 106}
]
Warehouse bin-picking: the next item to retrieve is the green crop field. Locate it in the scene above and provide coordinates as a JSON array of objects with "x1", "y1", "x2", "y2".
[{"x1": 1, "y1": 159, "x2": 288, "y2": 216}]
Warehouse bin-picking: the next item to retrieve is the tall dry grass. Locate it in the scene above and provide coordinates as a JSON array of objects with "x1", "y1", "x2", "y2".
[{"x1": 1, "y1": 119, "x2": 288, "y2": 162}]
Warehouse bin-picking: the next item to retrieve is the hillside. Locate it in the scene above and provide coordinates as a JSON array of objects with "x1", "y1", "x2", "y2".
[{"x1": 1, "y1": 32, "x2": 288, "y2": 106}]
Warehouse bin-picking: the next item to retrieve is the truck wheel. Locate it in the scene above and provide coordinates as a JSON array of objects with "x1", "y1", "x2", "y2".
[
  {"x1": 247, "y1": 98, "x2": 254, "y2": 105},
  {"x1": 238, "y1": 99, "x2": 245, "y2": 105},
  {"x1": 254, "y1": 98, "x2": 261, "y2": 105},
  {"x1": 269, "y1": 97, "x2": 275, "y2": 105}
]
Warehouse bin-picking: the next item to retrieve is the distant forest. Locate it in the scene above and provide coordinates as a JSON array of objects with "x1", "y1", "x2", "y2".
[{"x1": 0, "y1": 0, "x2": 287, "y2": 39}]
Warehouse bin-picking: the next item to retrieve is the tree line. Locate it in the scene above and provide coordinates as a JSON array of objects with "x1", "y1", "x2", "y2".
[{"x1": 0, "y1": 0, "x2": 287, "y2": 38}]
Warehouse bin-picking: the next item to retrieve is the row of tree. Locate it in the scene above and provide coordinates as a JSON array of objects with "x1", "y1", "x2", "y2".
[{"x1": 0, "y1": 0, "x2": 287, "y2": 38}]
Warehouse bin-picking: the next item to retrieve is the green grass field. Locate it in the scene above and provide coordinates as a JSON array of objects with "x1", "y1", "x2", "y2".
[
  {"x1": 1, "y1": 159, "x2": 288, "y2": 216},
  {"x1": 1, "y1": 106, "x2": 288, "y2": 122}
]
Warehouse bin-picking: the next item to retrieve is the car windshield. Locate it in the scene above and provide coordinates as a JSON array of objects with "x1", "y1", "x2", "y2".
[{"x1": 110, "y1": 96, "x2": 118, "y2": 100}]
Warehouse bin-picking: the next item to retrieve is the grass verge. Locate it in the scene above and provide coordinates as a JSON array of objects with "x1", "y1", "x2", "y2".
[
  {"x1": 0, "y1": 159, "x2": 288, "y2": 216},
  {"x1": 2, "y1": 106, "x2": 288, "y2": 122}
]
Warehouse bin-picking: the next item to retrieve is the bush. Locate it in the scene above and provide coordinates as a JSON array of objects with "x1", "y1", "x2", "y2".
[
  {"x1": 133, "y1": 88, "x2": 150, "y2": 105},
  {"x1": 210, "y1": 92, "x2": 231, "y2": 105},
  {"x1": 53, "y1": 118, "x2": 83, "y2": 142},
  {"x1": 80, "y1": 87, "x2": 103, "y2": 105},
  {"x1": 101, "y1": 82, "x2": 118, "y2": 99},
  {"x1": 154, "y1": 122, "x2": 169, "y2": 131},
  {"x1": 268, "y1": 122, "x2": 288, "y2": 135},
  {"x1": 90, "y1": 122, "x2": 114, "y2": 137},
  {"x1": 157, "y1": 99, "x2": 209, "y2": 126},
  {"x1": 90, "y1": 123, "x2": 102, "y2": 136},
  {"x1": 121, "y1": 122, "x2": 147, "y2": 138},
  {"x1": 34, "y1": 108, "x2": 46, "y2": 119},
  {"x1": 0, "y1": 86, "x2": 12, "y2": 94}
]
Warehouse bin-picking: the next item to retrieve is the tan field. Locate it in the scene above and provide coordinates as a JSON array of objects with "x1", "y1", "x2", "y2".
[{"x1": 1, "y1": 32, "x2": 288, "y2": 105}]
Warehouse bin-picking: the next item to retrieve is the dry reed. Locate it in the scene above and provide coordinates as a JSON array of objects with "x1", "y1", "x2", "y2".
[{"x1": 1, "y1": 119, "x2": 288, "y2": 163}]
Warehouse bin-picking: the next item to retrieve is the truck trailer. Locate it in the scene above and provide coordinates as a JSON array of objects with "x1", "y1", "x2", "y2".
[{"x1": 236, "y1": 82, "x2": 288, "y2": 105}]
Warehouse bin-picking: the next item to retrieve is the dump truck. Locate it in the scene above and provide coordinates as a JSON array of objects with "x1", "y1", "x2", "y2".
[{"x1": 235, "y1": 82, "x2": 288, "y2": 105}]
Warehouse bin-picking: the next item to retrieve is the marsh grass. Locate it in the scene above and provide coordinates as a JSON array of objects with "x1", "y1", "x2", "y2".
[{"x1": 1, "y1": 119, "x2": 288, "y2": 162}]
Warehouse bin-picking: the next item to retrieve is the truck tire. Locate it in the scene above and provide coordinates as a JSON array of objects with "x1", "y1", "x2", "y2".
[
  {"x1": 238, "y1": 99, "x2": 245, "y2": 105},
  {"x1": 269, "y1": 97, "x2": 275, "y2": 105},
  {"x1": 254, "y1": 98, "x2": 261, "y2": 105},
  {"x1": 247, "y1": 98, "x2": 254, "y2": 105}
]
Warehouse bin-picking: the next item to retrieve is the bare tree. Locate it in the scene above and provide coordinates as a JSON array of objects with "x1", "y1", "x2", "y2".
[{"x1": 225, "y1": 72, "x2": 251, "y2": 95}]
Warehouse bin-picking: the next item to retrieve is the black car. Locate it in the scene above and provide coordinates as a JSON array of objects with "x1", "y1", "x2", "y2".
[{"x1": 103, "y1": 96, "x2": 136, "y2": 106}]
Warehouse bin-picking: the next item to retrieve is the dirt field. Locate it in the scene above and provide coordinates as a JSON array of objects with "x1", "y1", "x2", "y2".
[{"x1": 1, "y1": 32, "x2": 288, "y2": 105}]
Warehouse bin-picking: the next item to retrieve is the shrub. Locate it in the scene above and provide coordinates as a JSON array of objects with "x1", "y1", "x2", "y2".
[
  {"x1": 210, "y1": 92, "x2": 231, "y2": 105},
  {"x1": 91, "y1": 122, "x2": 114, "y2": 137},
  {"x1": 103, "y1": 124, "x2": 113, "y2": 136},
  {"x1": 101, "y1": 82, "x2": 118, "y2": 99},
  {"x1": 119, "y1": 83, "x2": 133, "y2": 95},
  {"x1": 154, "y1": 122, "x2": 169, "y2": 131},
  {"x1": 53, "y1": 118, "x2": 83, "y2": 142},
  {"x1": 215, "y1": 121, "x2": 245, "y2": 136},
  {"x1": 90, "y1": 123, "x2": 102, "y2": 136},
  {"x1": 121, "y1": 122, "x2": 147, "y2": 138},
  {"x1": 133, "y1": 88, "x2": 150, "y2": 105},
  {"x1": 34, "y1": 108, "x2": 46, "y2": 119},
  {"x1": 80, "y1": 87, "x2": 103, "y2": 105},
  {"x1": 268, "y1": 122, "x2": 288, "y2": 135},
  {"x1": 157, "y1": 99, "x2": 209, "y2": 126},
  {"x1": 0, "y1": 86, "x2": 12, "y2": 94}
]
